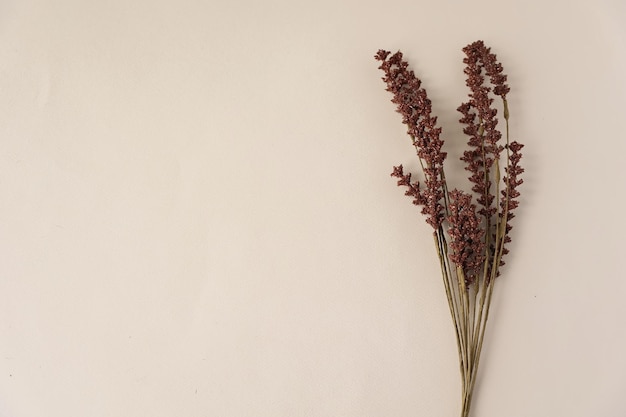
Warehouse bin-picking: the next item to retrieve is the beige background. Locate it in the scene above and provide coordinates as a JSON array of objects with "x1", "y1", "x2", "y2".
[{"x1": 1, "y1": 0, "x2": 625, "y2": 416}]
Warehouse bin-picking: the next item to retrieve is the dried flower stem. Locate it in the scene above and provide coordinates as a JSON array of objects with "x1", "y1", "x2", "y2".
[{"x1": 376, "y1": 41, "x2": 524, "y2": 417}]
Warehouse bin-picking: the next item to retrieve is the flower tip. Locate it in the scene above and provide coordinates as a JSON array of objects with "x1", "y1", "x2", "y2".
[
  {"x1": 375, "y1": 50, "x2": 391, "y2": 61},
  {"x1": 391, "y1": 165, "x2": 404, "y2": 177}
]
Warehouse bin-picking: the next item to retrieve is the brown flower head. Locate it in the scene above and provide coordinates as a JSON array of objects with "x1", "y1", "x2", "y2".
[
  {"x1": 376, "y1": 50, "x2": 447, "y2": 229},
  {"x1": 447, "y1": 190, "x2": 486, "y2": 286},
  {"x1": 457, "y1": 41, "x2": 511, "y2": 219},
  {"x1": 497, "y1": 141, "x2": 524, "y2": 268}
]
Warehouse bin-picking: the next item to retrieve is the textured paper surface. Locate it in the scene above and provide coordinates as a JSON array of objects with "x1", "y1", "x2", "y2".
[{"x1": 1, "y1": 0, "x2": 625, "y2": 416}]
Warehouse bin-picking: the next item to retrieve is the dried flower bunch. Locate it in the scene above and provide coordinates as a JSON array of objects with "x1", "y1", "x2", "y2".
[{"x1": 375, "y1": 41, "x2": 524, "y2": 417}]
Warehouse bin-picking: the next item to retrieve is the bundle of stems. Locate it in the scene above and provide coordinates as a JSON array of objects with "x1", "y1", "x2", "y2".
[{"x1": 375, "y1": 41, "x2": 524, "y2": 417}]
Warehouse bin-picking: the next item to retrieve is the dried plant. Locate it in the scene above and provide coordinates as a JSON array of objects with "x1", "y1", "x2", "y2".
[{"x1": 375, "y1": 41, "x2": 524, "y2": 417}]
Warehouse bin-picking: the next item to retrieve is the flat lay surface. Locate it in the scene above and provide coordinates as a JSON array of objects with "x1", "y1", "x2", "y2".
[{"x1": 1, "y1": 0, "x2": 625, "y2": 416}]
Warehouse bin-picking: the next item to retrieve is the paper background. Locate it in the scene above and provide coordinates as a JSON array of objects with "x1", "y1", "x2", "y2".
[{"x1": 1, "y1": 0, "x2": 625, "y2": 416}]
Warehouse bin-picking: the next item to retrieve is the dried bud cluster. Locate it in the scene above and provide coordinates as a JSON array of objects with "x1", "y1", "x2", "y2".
[
  {"x1": 499, "y1": 140, "x2": 524, "y2": 265},
  {"x1": 447, "y1": 189, "x2": 486, "y2": 286},
  {"x1": 375, "y1": 50, "x2": 447, "y2": 229},
  {"x1": 458, "y1": 40, "x2": 508, "y2": 218}
]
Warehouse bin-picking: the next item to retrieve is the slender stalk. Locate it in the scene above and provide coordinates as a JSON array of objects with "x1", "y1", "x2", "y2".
[
  {"x1": 434, "y1": 231, "x2": 466, "y2": 382},
  {"x1": 458, "y1": 267, "x2": 471, "y2": 392}
]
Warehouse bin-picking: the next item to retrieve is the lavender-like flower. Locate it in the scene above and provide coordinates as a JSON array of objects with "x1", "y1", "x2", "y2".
[
  {"x1": 375, "y1": 50, "x2": 447, "y2": 229},
  {"x1": 498, "y1": 141, "x2": 524, "y2": 266},
  {"x1": 458, "y1": 41, "x2": 506, "y2": 219},
  {"x1": 447, "y1": 190, "x2": 486, "y2": 287}
]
